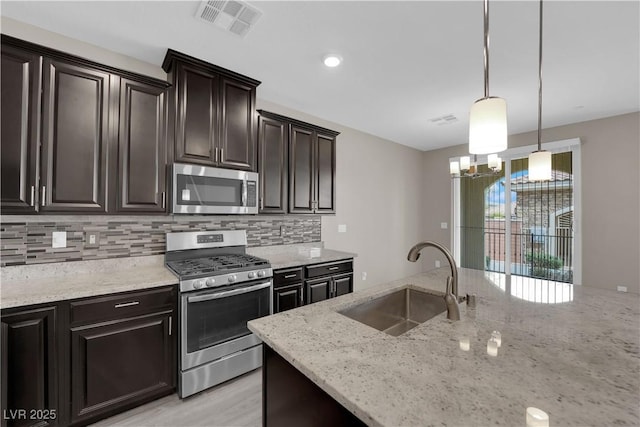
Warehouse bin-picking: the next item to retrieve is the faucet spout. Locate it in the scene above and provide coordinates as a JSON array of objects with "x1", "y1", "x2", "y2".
[{"x1": 407, "y1": 241, "x2": 460, "y2": 318}]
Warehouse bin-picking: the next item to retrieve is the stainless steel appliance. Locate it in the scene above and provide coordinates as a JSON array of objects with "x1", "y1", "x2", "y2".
[
  {"x1": 172, "y1": 163, "x2": 259, "y2": 214},
  {"x1": 165, "y1": 230, "x2": 272, "y2": 398}
]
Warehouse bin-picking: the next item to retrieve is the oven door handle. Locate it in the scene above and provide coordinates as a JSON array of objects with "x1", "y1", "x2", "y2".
[
  {"x1": 187, "y1": 281, "x2": 272, "y2": 303},
  {"x1": 241, "y1": 180, "x2": 248, "y2": 206}
]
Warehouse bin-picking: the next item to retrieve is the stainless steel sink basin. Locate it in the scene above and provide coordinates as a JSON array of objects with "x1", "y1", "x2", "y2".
[{"x1": 338, "y1": 288, "x2": 446, "y2": 336}]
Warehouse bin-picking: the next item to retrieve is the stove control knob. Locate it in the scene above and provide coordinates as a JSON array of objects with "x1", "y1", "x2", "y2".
[
  {"x1": 228, "y1": 275, "x2": 237, "y2": 283},
  {"x1": 206, "y1": 278, "x2": 216, "y2": 287},
  {"x1": 257, "y1": 270, "x2": 265, "y2": 278},
  {"x1": 193, "y1": 280, "x2": 204, "y2": 289},
  {"x1": 248, "y1": 272, "x2": 256, "y2": 279}
]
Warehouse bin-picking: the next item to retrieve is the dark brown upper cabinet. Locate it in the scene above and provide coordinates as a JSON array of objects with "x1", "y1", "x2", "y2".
[
  {"x1": 289, "y1": 122, "x2": 338, "y2": 214},
  {"x1": 257, "y1": 111, "x2": 288, "y2": 213},
  {"x1": 116, "y1": 77, "x2": 170, "y2": 213},
  {"x1": 162, "y1": 50, "x2": 260, "y2": 171},
  {"x1": 1, "y1": 35, "x2": 171, "y2": 215},
  {"x1": 40, "y1": 58, "x2": 111, "y2": 212},
  {"x1": 258, "y1": 110, "x2": 339, "y2": 215},
  {"x1": 0, "y1": 44, "x2": 42, "y2": 213}
]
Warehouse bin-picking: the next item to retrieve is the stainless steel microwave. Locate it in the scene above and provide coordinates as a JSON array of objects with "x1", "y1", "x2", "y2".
[{"x1": 172, "y1": 164, "x2": 258, "y2": 214}]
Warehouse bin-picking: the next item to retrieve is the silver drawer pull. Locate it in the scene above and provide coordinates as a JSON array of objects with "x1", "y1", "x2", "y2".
[
  {"x1": 328, "y1": 266, "x2": 340, "y2": 271},
  {"x1": 114, "y1": 301, "x2": 140, "y2": 308},
  {"x1": 284, "y1": 274, "x2": 297, "y2": 279},
  {"x1": 30, "y1": 186, "x2": 35, "y2": 207}
]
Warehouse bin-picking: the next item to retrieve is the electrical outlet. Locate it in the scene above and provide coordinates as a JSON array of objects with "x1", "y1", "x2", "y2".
[
  {"x1": 280, "y1": 225, "x2": 285, "y2": 236},
  {"x1": 361, "y1": 272, "x2": 367, "y2": 281},
  {"x1": 338, "y1": 224, "x2": 347, "y2": 233},
  {"x1": 617, "y1": 286, "x2": 628, "y2": 293},
  {"x1": 441, "y1": 222, "x2": 448, "y2": 229},
  {"x1": 52, "y1": 231, "x2": 67, "y2": 248},
  {"x1": 435, "y1": 260, "x2": 441, "y2": 268},
  {"x1": 86, "y1": 231, "x2": 100, "y2": 248}
]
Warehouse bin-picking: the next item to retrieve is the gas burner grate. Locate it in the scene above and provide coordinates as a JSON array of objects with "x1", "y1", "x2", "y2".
[{"x1": 167, "y1": 253, "x2": 269, "y2": 277}]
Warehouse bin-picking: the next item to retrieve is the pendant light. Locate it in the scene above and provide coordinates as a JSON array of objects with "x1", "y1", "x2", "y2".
[
  {"x1": 528, "y1": 0, "x2": 552, "y2": 181},
  {"x1": 469, "y1": 0, "x2": 508, "y2": 155}
]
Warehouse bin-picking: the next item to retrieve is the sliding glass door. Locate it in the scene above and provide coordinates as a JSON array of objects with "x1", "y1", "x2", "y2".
[{"x1": 453, "y1": 140, "x2": 581, "y2": 284}]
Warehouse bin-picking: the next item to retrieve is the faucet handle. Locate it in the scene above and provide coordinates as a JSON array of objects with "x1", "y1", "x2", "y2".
[{"x1": 444, "y1": 277, "x2": 461, "y2": 321}]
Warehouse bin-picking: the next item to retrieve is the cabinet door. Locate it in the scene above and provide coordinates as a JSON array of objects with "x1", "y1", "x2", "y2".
[
  {"x1": 1, "y1": 306, "x2": 58, "y2": 427},
  {"x1": 274, "y1": 283, "x2": 304, "y2": 313},
  {"x1": 0, "y1": 46, "x2": 41, "y2": 213},
  {"x1": 219, "y1": 78, "x2": 256, "y2": 171},
  {"x1": 117, "y1": 78, "x2": 168, "y2": 212},
  {"x1": 333, "y1": 273, "x2": 353, "y2": 298},
  {"x1": 258, "y1": 115, "x2": 287, "y2": 213},
  {"x1": 305, "y1": 278, "x2": 331, "y2": 305},
  {"x1": 40, "y1": 58, "x2": 110, "y2": 212},
  {"x1": 315, "y1": 132, "x2": 336, "y2": 214},
  {"x1": 175, "y1": 63, "x2": 218, "y2": 165},
  {"x1": 289, "y1": 125, "x2": 315, "y2": 213},
  {"x1": 70, "y1": 312, "x2": 174, "y2": 424}
]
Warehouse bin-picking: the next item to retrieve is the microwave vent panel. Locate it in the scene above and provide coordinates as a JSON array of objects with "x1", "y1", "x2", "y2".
[{"x1": 196, "y1": 0, "x2": 262, "y2": 37}]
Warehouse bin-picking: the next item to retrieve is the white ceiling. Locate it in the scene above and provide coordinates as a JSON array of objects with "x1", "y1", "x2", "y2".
[{"x1": 1, "y1": 1, "x2": 638, "y2": 151}]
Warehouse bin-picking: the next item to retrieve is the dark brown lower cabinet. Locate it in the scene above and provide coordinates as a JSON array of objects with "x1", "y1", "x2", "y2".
[
  {"x1": 69, "y1": 311, "x2": 174, "y2": 425},
  {"x1": 304, "y1": 260, "x2": 354, "y2": 305},
  {"x1": 1, "y1": 305, "x2": 59, "y2": 427},
  {"x1": 305, "y1": 277, "x2": 331, "y2": 304},
  {"x1": 262, "y1": 344, "x2": 365, "y2": 427},
  {"x1": 0, "y1": 286, "x2": 176, "y2": 427},
  {"x1": 274, "y1": 284, "x2": 304, "y2": 313}
]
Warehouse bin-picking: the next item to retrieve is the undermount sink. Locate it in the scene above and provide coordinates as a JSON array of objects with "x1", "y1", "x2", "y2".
[{"x1": 339, "y1": 287, "x2": 446, "y2": 336}]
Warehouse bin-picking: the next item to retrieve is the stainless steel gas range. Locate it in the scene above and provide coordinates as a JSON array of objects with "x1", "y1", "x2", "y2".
[{"x1": 165, "y1": 230, "x2": 273, "y2": 398}]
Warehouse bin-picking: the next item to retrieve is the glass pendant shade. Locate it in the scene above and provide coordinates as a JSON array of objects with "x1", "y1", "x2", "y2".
[
  {"x1": 469, "y1": 97, "x2": 508, "y2": 154},
  {"x1": 528, "y1": 150, "x2": 552, "y2": 181}
]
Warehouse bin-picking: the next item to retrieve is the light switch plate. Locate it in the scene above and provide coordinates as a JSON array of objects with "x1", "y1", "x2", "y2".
[
  {"x1": 338, "y1": 224, "x2": 347, "y2": 233},
  {"x1": 52, "y1": 231, "x2": 67, "y2": 248},
  {"x1": 440, "y1": 222, "x2": 448, "y2": 229},
  {"x1": 85, "y1": 231, "x2": 100, "y2": 248}
]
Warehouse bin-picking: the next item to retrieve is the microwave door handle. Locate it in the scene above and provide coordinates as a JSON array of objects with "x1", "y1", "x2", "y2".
[
  {"x1": 242, "y1": 180, "x2": 248, "y2": 206},
  {"x1": 187, "y1": 281, "x2": 272, "y2": 303}
]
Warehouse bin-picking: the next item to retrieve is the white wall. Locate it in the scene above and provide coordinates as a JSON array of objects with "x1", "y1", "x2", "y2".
[{"x1": 257, "y1": 100, "x2": 428, "y2": 291}]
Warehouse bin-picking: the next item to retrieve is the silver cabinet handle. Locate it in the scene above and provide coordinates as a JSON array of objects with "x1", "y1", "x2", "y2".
[
  {"x1": 40, "y1": 186, "x2": 46, "y2": 207},
  {"x1": 299, "y1": 291, "x2": 303, "y2": 306},
  {"x1": 284, "y1": 274, "x2": 297, "y2": 279},
  {"x1": 328, "y1": 266, "x2": 340, "y2": 271},
  {"x1": 115, "y1": 301, "x2": 139, "y2": 308},
  {"x1": 30, "y1": 186, "x2": 35, "y2": 207},
  {"x1": 220, "y1": 148, "x2": 224, "y2": 163},
  {"x1": 161, "y1": 191, "x2": 166, "y2": 209},
  {"x1": 188, "y1": 281, "x2": 272, "y2": 303},
  {"x1": 169, "y1": 316, "x2": 172, "y2": 336},
  {"x1": 260, "y1": 197, "x2": 264, "y2": 210}
]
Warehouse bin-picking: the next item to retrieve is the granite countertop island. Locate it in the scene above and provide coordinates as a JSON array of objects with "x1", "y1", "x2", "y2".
[{"x1": 248, "y1": 268, "x2": 640, "y2": 426}]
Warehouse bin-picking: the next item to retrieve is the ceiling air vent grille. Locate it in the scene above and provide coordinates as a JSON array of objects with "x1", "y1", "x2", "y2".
[
  {"x1": 429, "y1": 114, "x2": 459, "y2": 126},
  {"x1": 196, "y1": 0, "x2": 262, "y2": 37}
]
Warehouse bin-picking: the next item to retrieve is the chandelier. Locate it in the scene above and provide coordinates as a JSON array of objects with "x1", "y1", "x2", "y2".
[{"x1": 450, "y1": 154, "x2": 502, "y2": 179}]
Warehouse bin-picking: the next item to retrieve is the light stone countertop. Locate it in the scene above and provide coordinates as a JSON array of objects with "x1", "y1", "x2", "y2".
[
  {"x1": 0, "y1": 244, "x2": 356, "y2": 309},
  {"x1": 0, "y1": 255, "x2": 178, "y2": 309},
  {"x1": 248, "y1": 268, "x2": 640, "y2": 427},
  {"x1": 247, "y1": 243, "x2": 356, "y2": 270}
]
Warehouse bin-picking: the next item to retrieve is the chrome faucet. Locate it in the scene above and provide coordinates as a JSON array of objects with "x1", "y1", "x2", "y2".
[{"x1": 407, "y1": 241, "x2": 461, "y2": 321}]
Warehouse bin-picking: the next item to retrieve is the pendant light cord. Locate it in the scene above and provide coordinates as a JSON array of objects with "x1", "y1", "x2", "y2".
[
  {"x1": 537, "y1": 0, "x2": 543, "y2": 151},
  {"x1": 483, "y1": 0, "x2": 490, "y2": 98}
]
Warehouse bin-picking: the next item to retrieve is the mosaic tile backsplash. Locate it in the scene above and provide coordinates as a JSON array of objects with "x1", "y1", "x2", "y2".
[{"x1": 0, "y1": 215, "x2": 321, "y2": 267}]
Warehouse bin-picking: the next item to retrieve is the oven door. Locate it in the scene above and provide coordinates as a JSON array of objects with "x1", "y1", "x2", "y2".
[
  {"x1": 181, "y1": 280, "x2": 272, "y2": 371},
  {"x1": 172, "y1": 163, "x2": 258, "y2": 214}
]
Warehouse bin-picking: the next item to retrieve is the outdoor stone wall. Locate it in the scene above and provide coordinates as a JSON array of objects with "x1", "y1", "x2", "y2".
[{"x1": 515, "y1": 188, "x2": 573, "y2": 229}]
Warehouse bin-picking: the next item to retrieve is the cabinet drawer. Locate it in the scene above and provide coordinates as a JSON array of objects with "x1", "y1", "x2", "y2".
[
  {"x1": 70, "y1": 287, "x2": 175, "y2": 326},
  {"x1": 273, "y1": 267, "x2": 304, "y2": 288},
  {"x1": 305, "y1": 259, "x2": 353, "y2": 279}
]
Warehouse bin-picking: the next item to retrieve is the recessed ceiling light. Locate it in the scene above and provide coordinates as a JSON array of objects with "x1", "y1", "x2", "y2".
[{"x1": 323, "y1": 54, "x2": 342, "y2": 68}]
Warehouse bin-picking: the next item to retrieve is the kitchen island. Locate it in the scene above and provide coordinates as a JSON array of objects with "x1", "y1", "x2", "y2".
[{"x1": 248, "y1": 268, "x2": 640, "y2": 426}]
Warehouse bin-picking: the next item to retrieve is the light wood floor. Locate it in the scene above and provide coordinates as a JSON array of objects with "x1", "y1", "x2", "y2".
[{"x1": 90, "y1": 369, "x2": 262, "y2": 427}]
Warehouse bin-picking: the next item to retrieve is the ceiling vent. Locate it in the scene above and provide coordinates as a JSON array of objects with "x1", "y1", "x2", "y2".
[
  {"x1": 429, "y1": 114, "x2": 459, "y2": 126},
  {"x1": 196, "y1": 0, "x2": 262, "y2": 37}
]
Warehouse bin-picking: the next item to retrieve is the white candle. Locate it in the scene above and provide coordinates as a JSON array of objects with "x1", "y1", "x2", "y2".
[
  {"x1": 460, "y1": 156, "x2": 471, "y2": 171},
  {"x1": 491, "y1": 330, "x2": 502, "y2": 347},
  {"x1": 459, "y1": 338, "x2": 470, "y2": 351},
  {"x1": 526, "y1": 407, "x2": 549, "y2": 427},
  {"x1": 487, "y1": 339, "x2": 498, "y2": 357},
  {"x1": 495, "y1": 156, "x2": 503, "y2": 172},
  {"x1": 450, "y1": 161, "x2": 460, "y2": 175}
]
